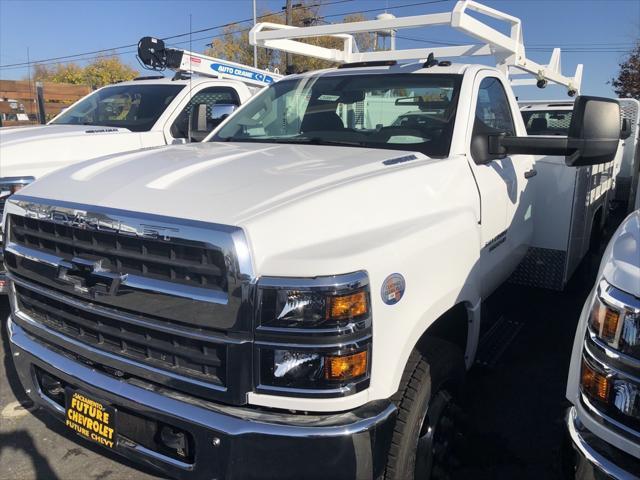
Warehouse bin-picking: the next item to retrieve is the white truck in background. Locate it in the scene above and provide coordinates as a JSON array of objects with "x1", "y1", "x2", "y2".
[
  {"x1": 0, "y1": 38, "x2": 282, "y2": 291},
  {"x1": 565, "y1": 208, "x2": 640, "y2": 479},
  {"x1": 3, "y1": 3, "x2": 625, "y2": 479}
]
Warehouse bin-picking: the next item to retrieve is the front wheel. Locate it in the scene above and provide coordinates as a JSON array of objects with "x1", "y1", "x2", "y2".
[{"x1": 384, "y1": 339, "x2": 465, "y2": 480}]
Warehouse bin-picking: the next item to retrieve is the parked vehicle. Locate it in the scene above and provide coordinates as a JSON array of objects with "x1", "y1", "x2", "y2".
[
  {"x1": 3, "y1": 3, "x2": 624, "y2": 479},
  {"x1": 565, "y1": 208, "x2": 640, "y2": 479},
  {"x1": 0, "y1": 40, "x2": 282, "y2": 292},
  {"x1": 513, "y1": 100, "x2": 615, "y2": 290}
]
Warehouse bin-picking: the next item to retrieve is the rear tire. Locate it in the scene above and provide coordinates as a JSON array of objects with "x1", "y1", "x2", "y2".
[{"x1": 384, "y1": 338, "x2": 465, "y2": 480}]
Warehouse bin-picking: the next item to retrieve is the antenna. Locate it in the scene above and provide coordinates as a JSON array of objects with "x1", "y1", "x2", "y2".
[{"x1": 188, "y1": 14, "x2": 193, "y2": 144}]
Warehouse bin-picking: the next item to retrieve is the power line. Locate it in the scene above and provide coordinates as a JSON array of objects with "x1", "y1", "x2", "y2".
[
  {"x1": 0, "y1": 0, "x2": 355, "y2": 70},
  {"x1": 1, "y1": 0, "x2": 634, "y2": 71}
]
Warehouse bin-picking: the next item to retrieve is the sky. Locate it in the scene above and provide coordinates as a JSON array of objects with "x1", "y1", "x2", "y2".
[{"x1": 0, "y1": 0, "x2": 638, "y2": 101}]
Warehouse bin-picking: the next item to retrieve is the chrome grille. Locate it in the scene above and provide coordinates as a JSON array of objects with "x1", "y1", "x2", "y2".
[
  {"x1": 9, "y1": 213, "x2": 227, "y2": 292},
  {"x1": 5, "y1": 197, "x2": 255, "y2": 405}
]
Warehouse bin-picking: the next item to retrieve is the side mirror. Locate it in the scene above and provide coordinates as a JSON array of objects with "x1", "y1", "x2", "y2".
[
  {"x1": 211, "y1": 103, "x2": 237, "y2": 121},
  {"x1": 489, "y1": 96, "x2": 622, "y2": 167},
  {"x1": 190, "y1": 103, "x2": 208, "y2": 132},
  {"x1": 620, "y1": 118, "x2": 632, "y2": 140}
]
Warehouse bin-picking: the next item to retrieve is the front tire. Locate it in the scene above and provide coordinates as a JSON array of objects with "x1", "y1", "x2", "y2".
[{"x1": 385, "y1": 339, "x2": 465, "y2": 480}]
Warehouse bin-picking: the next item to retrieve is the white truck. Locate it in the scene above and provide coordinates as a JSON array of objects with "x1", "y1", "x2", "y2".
[
  {"x1": 0, "y1": 38, "x2": 282, "y2": 292},
  {"x1": 565, "y1": 208, "x2": 640, "y2": 479},
  {"x1": 3, "y1": 2, "x2": 625, "y2": 479}
]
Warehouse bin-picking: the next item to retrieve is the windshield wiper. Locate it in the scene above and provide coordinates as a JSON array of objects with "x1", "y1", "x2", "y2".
[{"x1": 220, "y1": 136, "x2": 366, "y2": 147}]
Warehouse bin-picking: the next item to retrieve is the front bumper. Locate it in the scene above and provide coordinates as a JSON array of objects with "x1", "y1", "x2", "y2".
[
  {"x1": 566, "y1": 407, "x2": 640, "y2": 480},
  {"x1": 9, "y1": 317, "x2": 396, "y2": 480}
]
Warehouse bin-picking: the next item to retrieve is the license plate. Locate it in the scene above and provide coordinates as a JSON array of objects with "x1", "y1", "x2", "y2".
[{"x1": 65, "y1": 388, "x2": 116, "y2": 449}]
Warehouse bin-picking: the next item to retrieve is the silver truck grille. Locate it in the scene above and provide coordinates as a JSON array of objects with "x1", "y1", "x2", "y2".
[{"x1": 4, "y1": 197, "x2": 255, "y2": 405}]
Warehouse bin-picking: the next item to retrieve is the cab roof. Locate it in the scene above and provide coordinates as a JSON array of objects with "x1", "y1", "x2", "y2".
[{"x1": 286, "y1": 61, "x2": 476, "y2": 81}]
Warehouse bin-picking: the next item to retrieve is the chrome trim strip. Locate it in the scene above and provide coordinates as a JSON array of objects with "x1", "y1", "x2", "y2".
[
  {"x1": 118, "y1": 438, "x2": 194, "y2": 471},
  {"x1": 599, "y1": 279, "x2": 640, "y2": 314},
  {"x1": 566, "y1": 407, "x2": 640, "y2": 480},
  {"x1": 123, "y1": 274, "x2": 227, "y2": 305},
  {"x1": 255, "y1": 334, "x2": 372, "y2": 350},
  {"x1": 10, "y1": 274, "x2": 246, "y2": 344},
  {"x1": 258, "y1": 271, "x2": 369, "y2": 290},
  {"x1": 256, "y1": 320, "x2": 368, "y2": 336},
  {"x1": 256, "y1": 383, "x2": 355, "y2": 397},
  {"x1": 586, "y1": 330, "x2": 640, "y2": 374},
  {"x1": 13, "y1": 309, "x2": 228, "y2": 393},
  {"x1": 6, "y1": 242, "x2": 228, "y2": 305},
  {"x1": 5, "y1": 243, "x2": 61, "y2": 267},
  {"x1": 0, "y1": 176, "x2": 36, "y2": 187},
  {"x1": 580, "y1": 394, "x2": 640, "y2": 441},
  {"x1": 584, "y1": 338, "x2": 640, "y2": 384}
]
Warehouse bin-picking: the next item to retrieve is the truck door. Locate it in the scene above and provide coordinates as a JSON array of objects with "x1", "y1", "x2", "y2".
[
  {"x1": 494, "y1": 79, "x2": 536, "y2": 267},
  {"x1": 467, "y1": 73, "x2": 533, "y2": 297}
]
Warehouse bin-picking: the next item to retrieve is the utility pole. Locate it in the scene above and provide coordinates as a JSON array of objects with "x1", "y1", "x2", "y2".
[
  {"x1": 284, "y1": 0, "x2": 292, "y2": 70},
  {"x1": 253, "y1": 0, "x2": 258, "y2": 68}
]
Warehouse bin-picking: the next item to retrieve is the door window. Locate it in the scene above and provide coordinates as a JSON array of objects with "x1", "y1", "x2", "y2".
[
  {"x1": 171, "y1": 87, "x2": 240, "y2": 140},
  {"x1": 474, "y1": 77, "x2": 515, "y2": 135}
]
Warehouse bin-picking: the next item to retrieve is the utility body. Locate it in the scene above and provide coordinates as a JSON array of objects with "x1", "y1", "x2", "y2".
[{"x1": 3, "y1": 2, "x2": 623, "y2": 479}]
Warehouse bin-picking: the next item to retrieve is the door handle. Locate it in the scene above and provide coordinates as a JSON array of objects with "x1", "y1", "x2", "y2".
[{"x1": 524, "y1": 168, "x2": 537, "y2": 179}]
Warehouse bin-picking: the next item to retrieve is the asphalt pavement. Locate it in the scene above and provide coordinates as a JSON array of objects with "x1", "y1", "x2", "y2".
[{"x1": 0, "y1": 234, "x2": 609, "y2": 480}]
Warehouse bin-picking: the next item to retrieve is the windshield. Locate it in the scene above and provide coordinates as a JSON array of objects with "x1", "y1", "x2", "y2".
[
  {"x1": 51, "y1": 84, "x2": 185, "y2": 132},
  {"x1": 212, "y1": 73, "x2": 462, "y2": 157},
  {"x1": 521, "y1": 109, "x2": 573, "y2": 136}
]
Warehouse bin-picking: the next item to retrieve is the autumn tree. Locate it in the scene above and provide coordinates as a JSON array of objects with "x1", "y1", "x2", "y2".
[
  {"x1": 611, "y1": 41, "x2": 640, "y2": 99},
  {"x1": 206, "y1": 1, "x2": 374, "y2": 73},
  {"x1": 32, "y1": 55, "x2": 138, "y2": 88}
]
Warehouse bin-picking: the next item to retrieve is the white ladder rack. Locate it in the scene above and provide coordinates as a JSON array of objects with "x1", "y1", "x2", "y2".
[{"x1": 249, "y1": 0, "x2": 582, "y2": 95}]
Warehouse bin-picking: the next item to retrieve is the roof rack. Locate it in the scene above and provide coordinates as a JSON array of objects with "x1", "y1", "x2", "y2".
[
  {"x1": 250, "y1": 0, "x2": 582, "y2": 96},
  {"x1": 137, "y1": 36, "x2": 283, "y2": 88}
]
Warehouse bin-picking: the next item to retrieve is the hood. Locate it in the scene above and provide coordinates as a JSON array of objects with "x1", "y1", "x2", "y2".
[
  {"x1": 600, "y1": 209, "x2": 640, "y2": 298},
  {"x1": 0, "y1": 124, "x2": 141, "y2": 179},
  {"x1": 19, "y1": 142, "x2": 432, "y2": 225},
  {"x1": 17, "y1": 141, "x2": 477, "y2": 277}
]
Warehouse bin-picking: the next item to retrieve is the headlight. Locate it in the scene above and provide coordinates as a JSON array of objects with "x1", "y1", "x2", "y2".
[
  {"x1": 580, "y1": 353, "x2": 640, "y2": 428},
  {"x1": 256, "y1": 271, "x2": 371, "y2": 397},
  {"x1": 260, "y1": 288, "x2": 369, "y2": 329},
  {"x1": 589, "y1": 279, "x2": 640, "y2": 358},
  {"x1": 581, "y1": 279, "x2": 640, "y2": 428}
]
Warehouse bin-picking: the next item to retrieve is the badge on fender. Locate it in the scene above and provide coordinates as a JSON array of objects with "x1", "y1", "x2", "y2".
[{"x1": 381, "y1": 273, "x2": 405, "y2": 305}]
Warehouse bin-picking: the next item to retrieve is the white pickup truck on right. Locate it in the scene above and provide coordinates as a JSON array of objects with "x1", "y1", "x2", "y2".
[{"x1": 566, "y1": 208, "x2": 640, "y2": 479}]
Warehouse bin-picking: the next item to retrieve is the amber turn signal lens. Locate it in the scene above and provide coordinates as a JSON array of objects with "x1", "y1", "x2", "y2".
[
  {"x1": 581, "y1": 359, "x2": 610, "y2": 403},
  {"x1": 328, "y1": 291, "x2": 368, "y2": 320},
  {"x1": 325, "y1": 351, "x2": 368, "y2": 381},
  {"x1": 590, "y1": 297, "x2": 620, "y2": 342}
]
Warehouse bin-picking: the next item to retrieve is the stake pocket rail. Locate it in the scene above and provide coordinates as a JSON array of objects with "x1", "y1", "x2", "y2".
[{"x1": 250, "y1": 0, "x2": 582, "y2": 96}]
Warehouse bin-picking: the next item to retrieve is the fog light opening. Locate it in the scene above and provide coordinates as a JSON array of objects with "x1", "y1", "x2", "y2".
[
  {"x1": 37, "y1": 370, "x2": 65, "y2": 404},
  {"x1": 159, "y1": 425, "x2": 189, "y2": 459}
]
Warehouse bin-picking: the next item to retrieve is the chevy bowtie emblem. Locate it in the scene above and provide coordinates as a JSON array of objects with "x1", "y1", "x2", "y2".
[{"x1": 57, "y1": 257, "x2": 126, "y2": 297}]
